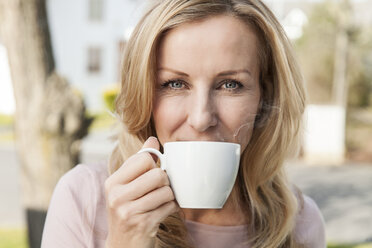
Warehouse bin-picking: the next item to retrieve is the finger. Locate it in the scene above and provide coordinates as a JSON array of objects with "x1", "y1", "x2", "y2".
[
  {"x1": 106, "y1": 152, "x2": 155, "y2": 187},
  {"x1": 121, "y1": 168, "x2": 170, "y2": 201},
  {"x1": 106, "y1": 137, "x2": 160, "y2": 187},
  {"x1": 115, "y1": 200, "x2": 178, "y2": 237},
  {"x1": 132, "y1": 186, "x2": 175, "y2": 214},
  {"x1": 143, "y1": 200, "x2": 179, "y2": 238},
  {"x1": 149, "y1": 200, "x2": 179, "y2": 225},
  {"x1": 142, "y1": 136, "x2": 160, "y2": 162},
  {"x1": 107, "y1": 168, "x2": 170, "y2": 209}
]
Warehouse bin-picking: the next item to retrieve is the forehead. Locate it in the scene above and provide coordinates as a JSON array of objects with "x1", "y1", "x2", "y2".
[{"x1": 157, "y1": 15, "x2": 260, "y2": 74}]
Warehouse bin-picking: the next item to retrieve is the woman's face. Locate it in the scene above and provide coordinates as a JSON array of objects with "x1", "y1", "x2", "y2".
[{"x1": 153, "y1": 15, "x2": 261, "y2": 152}]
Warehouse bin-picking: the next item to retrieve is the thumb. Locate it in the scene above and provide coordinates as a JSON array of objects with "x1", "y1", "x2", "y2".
[{"x1": 142, "y1": 136, "x2": 160, "y2": 162}]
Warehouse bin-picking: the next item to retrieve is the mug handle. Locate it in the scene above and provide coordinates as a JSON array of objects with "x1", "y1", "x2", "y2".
[{"x1": 137, "y1": 148, "x2": 166, "y2": 171}]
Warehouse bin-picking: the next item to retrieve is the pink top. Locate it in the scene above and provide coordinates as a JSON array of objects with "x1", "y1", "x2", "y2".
[{"x1": 41, "y1": 162, "x2": 326, "y2": 248}]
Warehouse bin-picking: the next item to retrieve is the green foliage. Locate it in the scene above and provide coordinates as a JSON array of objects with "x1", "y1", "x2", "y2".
[
  {"x1": 0, "y1": 114, "x2": 14, "y2": 142},
  {"x1": 345, "y1": 107, "x2": 372, "y2": 161},
  {"x1": 0, "y1": 229, "x2": 27, "y2": 248},
  {"x1": 86, "y1": 111, "x2": 117, "y2": 131},
  {"x1": 347, "y1": 27, "x2": 372, "y2": 108},
  {"x1": 102, "y1": 84, "x2": 120, "y2": 112},
  {"x1": 348, "y1": 72, "x2": 372, "y2": 107},
  {"x1": 0, "y1": 114, "x2": 13, "y2": 126},
  {"x1": 327, "y1": 243, "x2": 372, "y2": 248}
]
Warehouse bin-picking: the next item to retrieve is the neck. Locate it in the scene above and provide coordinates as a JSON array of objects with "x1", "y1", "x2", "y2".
[{"x1": 181, "y1": 186, "x2": 248, "y2": 226}]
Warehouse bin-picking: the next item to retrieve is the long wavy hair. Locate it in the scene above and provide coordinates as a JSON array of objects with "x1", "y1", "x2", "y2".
[{"x1": 109, "y1": 0, "x2": 306, "y2": 247}]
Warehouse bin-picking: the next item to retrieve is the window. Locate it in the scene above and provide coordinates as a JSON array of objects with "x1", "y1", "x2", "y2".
[
  {"x1": 87, "y1": 47, "x2": 102, "y2": 73},
  {"x1": 89, "y1": 0, "x2": 103, "y2": 21}
]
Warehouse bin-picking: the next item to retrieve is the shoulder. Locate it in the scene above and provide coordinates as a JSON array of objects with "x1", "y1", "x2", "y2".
[
  {"x1": 57, "y1": 161, "x2": 108, "y2": 193},
  {"x1": 294, "y1": 195, "x2": 326, "y2": 247},
  {"x1": 42, "y1": 162, "x2": 109, "y2": 247},
  {"x1": 47, "y1": 161, "x2": 109, "y2": 215},
  {"x1": 52, "y1": 161, "x2": 109, "y2": 214},
  {"x1": 60, "y1": 161, "x2": 109, "y2": 186}
]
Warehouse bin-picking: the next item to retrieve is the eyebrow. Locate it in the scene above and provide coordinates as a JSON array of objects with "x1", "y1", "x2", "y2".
[{"x1": 157, "y1": 67, "x2": 252, "y2": 77}]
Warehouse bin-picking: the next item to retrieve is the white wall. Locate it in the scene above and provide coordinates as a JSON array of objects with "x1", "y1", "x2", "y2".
[
  {"x1": 304, "y1": 105, "x2": 346, "y2": 165},
  {"x1": 47, "y1": 0, "x2": 145, "y2": 111}
]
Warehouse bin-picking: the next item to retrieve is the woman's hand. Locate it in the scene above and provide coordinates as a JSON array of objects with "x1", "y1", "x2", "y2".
[{"x1": 104, "y1": 137, "x2": 178, "y2": 248}]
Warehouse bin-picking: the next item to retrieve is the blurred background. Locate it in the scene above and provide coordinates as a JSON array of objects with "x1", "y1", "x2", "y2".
[{"x1": 0, "y1": 0, "x2": 371, "y2": 247}]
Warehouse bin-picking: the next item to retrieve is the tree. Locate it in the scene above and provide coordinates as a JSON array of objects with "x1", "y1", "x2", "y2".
[
  {"x1": 332, "y1": 0, "x2": 351, "y2": 108},
  {"x1": 0, "y1": 0, "x2": 92, "y2": 247},
  {"x1": 295, "y1": 0, "x2": 341, "y2": 104},
  {"x1": 296, "y1": 0, "x2": 372, "y2": 108}
]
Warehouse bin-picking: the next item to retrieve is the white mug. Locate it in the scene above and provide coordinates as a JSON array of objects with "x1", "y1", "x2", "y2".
[{"x1": 138, "y1": 141, "x2": 241, "y2": 209}]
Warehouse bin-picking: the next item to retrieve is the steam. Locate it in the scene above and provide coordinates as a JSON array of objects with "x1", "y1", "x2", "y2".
[
  {"x1": 230, "y1": 103, "x2": 282, "y2": 143},
  {"x1": 233, "y1": 121, "x2": 254, "y2": 141}
]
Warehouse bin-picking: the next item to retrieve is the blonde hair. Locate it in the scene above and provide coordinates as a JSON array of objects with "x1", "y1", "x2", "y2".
[{"x1": 109, "y1": 0, "x2": 306, "y2": 247}]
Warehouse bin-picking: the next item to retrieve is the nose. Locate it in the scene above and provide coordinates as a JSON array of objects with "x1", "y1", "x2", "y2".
[{"x1": 187, "y1": 89, "x2": 218, "y2": 132}]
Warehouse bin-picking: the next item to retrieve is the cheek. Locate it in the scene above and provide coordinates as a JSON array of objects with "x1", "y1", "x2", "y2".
[
  {"x1": 218, "y1": 98, "x2": 259, "y2": 149},
  {"x1": 153, "y1": 97, "x2": 186, "y2": 144}
]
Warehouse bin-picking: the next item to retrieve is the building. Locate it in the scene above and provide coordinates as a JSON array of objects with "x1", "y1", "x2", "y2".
[
  {"x1": 0, "y1": 0, "x2": 144, "y2": 114},
  {"x1": 47, "y1": 0, "x2": 144, "y2": 111}
]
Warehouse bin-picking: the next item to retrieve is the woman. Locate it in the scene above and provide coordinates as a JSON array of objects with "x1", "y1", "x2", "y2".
[{"x1": 42, "y1": 0, "x2": 326, "y2": 247}]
